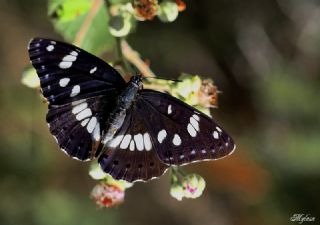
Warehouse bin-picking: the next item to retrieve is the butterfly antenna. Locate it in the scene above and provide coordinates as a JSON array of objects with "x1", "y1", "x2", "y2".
[{"x1": 143, "y1": 76, "x2": 182, "y2": 82}]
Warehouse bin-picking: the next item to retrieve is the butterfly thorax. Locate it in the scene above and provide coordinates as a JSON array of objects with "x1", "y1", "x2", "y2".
[{"x1": 101, "y1": 75, "x2": 143, "y2": 146}]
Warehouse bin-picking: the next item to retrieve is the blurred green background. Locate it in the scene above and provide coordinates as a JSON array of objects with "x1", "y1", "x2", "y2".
[{"x1": 0, "y1": 0, "x2": 319, "y2": 225}]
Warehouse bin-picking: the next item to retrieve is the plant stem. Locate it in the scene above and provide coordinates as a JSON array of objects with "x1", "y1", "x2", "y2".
[
  {"x1": 74, "y1": 0, "x2": 103, "y2": 46},
  {"x1": 116, "y1": 37, "x2": 133, "y2": 74},
  {"x1": 104, "y1": 0, "x2": 156, "y2": 77},
  {"x1": 121, "y1": 39, "x2": 157, "y2": 77}
]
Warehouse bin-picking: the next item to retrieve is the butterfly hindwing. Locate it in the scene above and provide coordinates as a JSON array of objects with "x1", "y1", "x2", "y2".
[
  {"x1": 46, "y1": 96, "x2": 113, "y2": 160},
  {"x1": 28, "y1": 38, "x2": 125, "y2": 161},
  {"x1": 98, "y1": 90, "x2": 235, "y2": 182},
  {"x1": 138, "y1": 90, "x2": 235, "y2": 166},
  {"x1": 98, "y1": 108, "x2": 169, "y2": 182}
]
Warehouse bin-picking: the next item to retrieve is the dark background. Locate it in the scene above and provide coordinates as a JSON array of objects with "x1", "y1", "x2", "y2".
[{"x1": 1, "y1": 0, "x2": 319, "y2": 225}]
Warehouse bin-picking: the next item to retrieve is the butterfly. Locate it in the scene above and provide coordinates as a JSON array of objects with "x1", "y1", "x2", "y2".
[{"x1": 28, "y1": 38, "x2": 236, "y2": 183}]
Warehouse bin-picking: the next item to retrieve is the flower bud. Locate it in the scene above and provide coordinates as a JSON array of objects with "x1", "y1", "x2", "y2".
[
  {"x1": 109, "y1": 14, "x2": 132, "y2": 37},
  {"x1": 170, "y1": 183, "x2": 185, "y2": 201},
  {"x1": 89, "y1": 162, "x2": 108, "y2": 180},
  {"x1": 157, "y1": 1, "x2": 179, "y2": 23},
  {"x1": 182, "y1": 174, "x2": 206, "y2": 199}
]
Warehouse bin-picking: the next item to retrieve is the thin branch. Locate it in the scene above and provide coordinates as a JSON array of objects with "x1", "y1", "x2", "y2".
[
  {"x1": 74, "y1": 0, "x2": 103, "y2": 46},
  {"x1": 121, "y1": 39, "x2": 157, "y2": 77}
]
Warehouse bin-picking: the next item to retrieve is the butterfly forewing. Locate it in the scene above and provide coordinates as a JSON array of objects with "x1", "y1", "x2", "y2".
[
  {"x1": 138, "y1": 90, "x2": 235, "y2": 165},
  {"x1": 28, "y1": 38, "x2": 126, "y2": 105},
  {"x1": 98, "y1": 108, "x2": 169, "y2": 182},
  {"x1": 28, "y1": 38, "x2": 126, "y2": 161}
]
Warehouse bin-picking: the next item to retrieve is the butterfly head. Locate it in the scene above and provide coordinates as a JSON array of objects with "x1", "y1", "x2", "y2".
[{"x1": 130, "y1": 75, "x2": 143, "y2": 90}]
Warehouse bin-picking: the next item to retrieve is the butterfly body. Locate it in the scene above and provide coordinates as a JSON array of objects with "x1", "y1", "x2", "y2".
[
  {"x1": 101, "y1": 75, "x2": 142, "y2": 147},
  {"x1": 28, "y1": 38, "x2": 236, "y2": 182}
]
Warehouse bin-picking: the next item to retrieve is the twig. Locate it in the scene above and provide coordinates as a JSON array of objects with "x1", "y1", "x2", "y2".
[
  {"x1": 121, "y1": 39, "x2": 157, "y2": 77},
  {"x1": 116, "y1": 37, "x2": 133, "y2": 74},
  {"x1": 74, "y1": 0, "x2": 103, "y2": 46}
]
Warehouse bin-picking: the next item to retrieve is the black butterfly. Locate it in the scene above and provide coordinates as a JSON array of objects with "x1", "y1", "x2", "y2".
[{"x1": 28, "y1": 38, "x2": 236, "y2": 182}]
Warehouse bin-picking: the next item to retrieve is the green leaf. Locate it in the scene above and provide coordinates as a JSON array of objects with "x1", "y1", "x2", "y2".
[
  {"x1": 49, "y1": 0, "x2": 92, "y2": 22},
  {"x1": 21, "y1": 66, "x2": 40, "y2": 88},
  {"x1": 49, "y1": 0, "x2": 115, "y2": 55}
]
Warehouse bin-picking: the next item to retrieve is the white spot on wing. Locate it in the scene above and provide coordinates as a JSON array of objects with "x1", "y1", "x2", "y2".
[
  {"x1": 59, "y1": 51, "x2": 78, "y2": 69},
  {"x1": 70, "y1": 85, "x2": 80, "y2": 97},
  {"x1": 50, "y1": 41, "x2": 56, "y2": 44},
  {"x1": 187, "y1": 124, "x2": 197, "y2": 137},
  {"x1": 167, "y1": 104, "x2": 172, "y2": 114},
  {"x1": 143, "y1": 133, "x2": 152, "y2": 151},
  {"x1": 157, "y1": 129, "x2": 167, "y2": 143},
  {"x1": 76, "y1": 108, "x2": 92, "y2": 121},
  {"x1": 134, "y1": 134, "x2": 144, "y2": 151},
  {"x1": 190, "y1": 117, "x2": 199, "y2": 131},
  {"x1": 93, "y1": 123, "x2": 100, "y2": 141},
  {"x1": 70, "y1": 51, "x2": 78, "y2": 56},
  {"x1": 213, "y1": 131, "x2": 219, "y2": 139},
  {"x1": 87, "y1": 117, "x2": 97, "y2": 133},
  {"x1": 129, "y1": 140, "x2": 135, "y2": 151},
  {"x1": 172, "y1": 134, "x2": 181, "y2": 146},
  {"x1": 81, "y1": 118, "x2": 89, "y2": 127},
  {"x1": 90, "y1": 66, "x2": 97, "y2": 74},
  {"x1": 59, "y1": 78, "x2": 70, "y2": 87},
  {"x1": 62, "y1": 55, "x2": 77, "y2": 62},
  {"x1": 59, "y1": 61, "x2": 72, "y2": 69},
  {"x1": 72, "y1": 102, "x2": 87, "y2": 114},
  {"x1": 216, "y1": 126, "x2": 222, "y2": 132},
  {"x1": 72, "y1": 99, "x2": 86, "y2": 106},
  {"x1": 120, "y1": 134, "x2": 131, "y2": 149},
  {"x1": 46, "y1": 45, "x2": 54, "y2": 51},
  {"x1": 109, "y1": 135, "x2": 124, "y2": 148},
  {"x1": 192, "y1": 114, "x2": 200, "y2": 121}
]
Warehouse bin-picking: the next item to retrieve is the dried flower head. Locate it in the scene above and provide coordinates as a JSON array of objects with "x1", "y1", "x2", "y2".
[
  {"x1": 198, "y1": 79, "x2": 218, "y2": 108},
  {"x1": 132, "y1": 0, "x2": 158, "y2": 20},
  {"x1": 175, "y1": 0, "x2": 186, "y2": 12}
]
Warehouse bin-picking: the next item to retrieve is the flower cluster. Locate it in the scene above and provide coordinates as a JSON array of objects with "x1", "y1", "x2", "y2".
[
  {"x1": 108, "y1": 0, "x2": 186, "y2": 37},
  {"x1": 89, "y1": 162, "x2": 206, "y2": 206},
  {"x1": 170, "y1": 168, "x2": 206, "y2": 201},
  {"x1": 89, "y1": 162, "x2": 133, "y2": 208},
  {"x1": 90, "y1": 182, "x2": 125, "y2": 207},
  {"x1": 144, "y1": 73, "x2": 219, "y2": 116}
]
